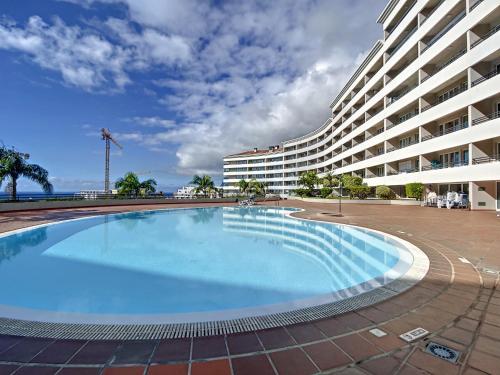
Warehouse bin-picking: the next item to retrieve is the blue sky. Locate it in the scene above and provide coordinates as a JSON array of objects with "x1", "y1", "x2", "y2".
[{"x1": 0, "y1": 0, "x2": 385, "y2": 192}]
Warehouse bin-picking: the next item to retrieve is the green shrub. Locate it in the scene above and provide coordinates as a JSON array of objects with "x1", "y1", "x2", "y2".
[
  {"x1": 405, "y1": 182, "x2": 424, "y2": 200},
  {"x1": 349, "y1": 185, "x2": 371, "y2": 199},
  {"x1": 320, "y1": 187, "x2": 333, "y2": 198},
  {"x1": 375, "y1": 185, "x2": 395, "y2": 200},
  {"x1": 294, "y1": 188, "x2": 310, "y2": 198}
]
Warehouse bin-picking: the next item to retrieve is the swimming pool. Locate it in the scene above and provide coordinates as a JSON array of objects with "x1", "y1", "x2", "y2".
[{"x1": 0, "y1": 207, "x2": 428, "y2": 328}]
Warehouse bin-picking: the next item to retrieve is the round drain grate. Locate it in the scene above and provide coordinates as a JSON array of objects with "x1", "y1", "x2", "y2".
[{"x1": 426, "y1": 342, "x2": 460, "y2": 363}]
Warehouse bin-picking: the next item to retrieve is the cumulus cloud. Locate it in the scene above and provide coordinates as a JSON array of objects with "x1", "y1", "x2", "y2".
[
  {"x1": 0, "y1": 15, "x2": 190, "y2": 91},
  {"x1": 5, "y1": 0, "x2": 386, "y2": 176}
]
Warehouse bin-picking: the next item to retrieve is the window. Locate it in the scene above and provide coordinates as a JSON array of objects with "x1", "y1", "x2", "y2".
[
  {"x1": 377, "y1": 166, "x2": 384, "y2": 177},
  {"x1": 437, "y1": 81, "x2": 467, "y2": 103},
  {"x1": 463, "y1": 150, "x2": 469, "y2": 164},
  {"x1": 399, "y1": 160, "x2": 413, "y2": 172}
]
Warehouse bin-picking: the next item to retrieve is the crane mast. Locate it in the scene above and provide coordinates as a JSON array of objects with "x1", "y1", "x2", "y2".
[{"x1": 101, "y1": 128, "x2": 123, "y2": 194}]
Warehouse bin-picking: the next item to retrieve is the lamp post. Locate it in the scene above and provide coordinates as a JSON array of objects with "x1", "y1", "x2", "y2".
[{"x1": 339, "y1": 181, "x2": 342, "y2": 215}]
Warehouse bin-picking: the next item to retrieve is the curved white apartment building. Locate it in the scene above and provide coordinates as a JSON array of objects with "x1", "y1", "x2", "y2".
[{"x1": 223, "y1": 0, "x2": 500, "y2": 210}]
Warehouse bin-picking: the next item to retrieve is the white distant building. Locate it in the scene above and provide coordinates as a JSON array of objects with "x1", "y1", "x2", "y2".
[
  {"x1": 173, "y1": 186, "x2": 196, "y2": 199},
  {"x1": 224, "y1": 0, "x2": 500, "y2": 210},
  {"x1": 77, "y1": 190, "x2": 116, "y2": 199}
]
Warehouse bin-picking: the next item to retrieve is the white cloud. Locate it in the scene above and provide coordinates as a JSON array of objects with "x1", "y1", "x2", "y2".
[{"x1": 0, "y1": 15, "x2": 191, "y2": 91}]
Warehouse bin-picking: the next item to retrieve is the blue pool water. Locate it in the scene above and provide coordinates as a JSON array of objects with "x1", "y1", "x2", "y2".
[{"x1": 0, "y1": 207, "x2": 414, "y2": 322}]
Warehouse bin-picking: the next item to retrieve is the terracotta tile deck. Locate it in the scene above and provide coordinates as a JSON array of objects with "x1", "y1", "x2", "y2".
[{"x1": 0, "y1": 201, "x2": 499, "y2": 374}]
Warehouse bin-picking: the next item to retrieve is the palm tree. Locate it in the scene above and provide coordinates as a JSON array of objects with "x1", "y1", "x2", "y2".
[
  {"x1": 322, "y1": 172, "x2": 339, "y2": 188},
  {"x1": 190, "y1": 175, "x2": 215, "y2": 197},
  {"x1": 140, "y1": 179, "x2": 157, "y2": 195},
  {"x1": 115, "y1": 172, "x2": 157, "y2": 197},
  {"x1": 238, "y1": 179, "x2": 250, "y2": 196},
  {"x1": 298, "y1": 170, "x2": 319, "y2": 196},
  {"x1": 0, "y1": 147, "x2": 53, "y2": 201},
  {"x1": 249, "y1": 179, "x2": 266, "y2": 196}
]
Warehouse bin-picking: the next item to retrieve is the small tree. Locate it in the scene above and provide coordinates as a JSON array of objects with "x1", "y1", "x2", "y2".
[
  {"x1": 376, "y1": 185, "x2": 395, "y2": 200},
  {"x1": 405, "y1": 182, "x2": 424, "y2": 200},
  {"x1": 298, "y1": 171, "x2": 319, "y2": 196},
  {"x1": 341, "y1": 174, "x2": 363, "y2": 197}
]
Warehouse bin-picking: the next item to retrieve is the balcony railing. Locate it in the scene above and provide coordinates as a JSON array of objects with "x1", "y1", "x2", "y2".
[
  {"x1": 365, "y1": 173, "x2": 384, "y2": 179},
  {"x1": 421, "y1": 85, "x2": 467, "y2": 112},
  {"x1": 471, "y1": 69, "x2": 499, "y2": 87},
  {"x1": 472, "y1": 154, "x2": 500, "y2": 164},
  {"x1": 421, "y1": 121, "x2": 468, "y2": 141},
  {"x1": 387, "y1": 25, "x2": 418, "y2": 59},
  {"x1": 420, "y1": 0, "x2": 445, "y2": 26},
  {"x1": 470, "y1": 0, "x2": 484, "y2": 11},
  {"x1": 471, "y1": 23, "x2": 500, "y2": 48},
  {"x1": 387, "y1": 85, "x2": 418, "y2": 106},
  {"x1": 472, "y1": 111, "x2": 500, "y2": 126},
  {"x1": 387, "y1": 168, "x2": 419, "y2": 176},
  {"x1": 421, "y1": 48, "x2": 467, "y2": 83},
  {"x1": 386, "y1": 140, "x2": 419, "y2": 153},
  {"x1": 387, "y1": 110, "x2": 419, "y2": 130},
  {"x1": 421, "y1": 160, "x2": 468, "y2": 171},
  {"x1": 386, "y1": 0, "x2": 417, "y2": 35},
  {"x1": 421, "y1": 9, "x2": 466, "y2": 54}
]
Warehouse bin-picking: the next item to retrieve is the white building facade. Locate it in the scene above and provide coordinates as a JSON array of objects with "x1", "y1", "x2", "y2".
[{"x1": 223, "y1": 0, "x2": 500, "y2": 210}]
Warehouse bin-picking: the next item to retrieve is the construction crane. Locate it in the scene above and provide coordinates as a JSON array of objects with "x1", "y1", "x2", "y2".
[{"x1": 101, "y1": 128, "x2": 123, "y2": 193}]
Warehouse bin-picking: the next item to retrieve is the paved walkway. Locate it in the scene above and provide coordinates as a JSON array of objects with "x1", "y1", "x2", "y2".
[{"x1": 0, "y1": 201, "x2": 498, "y2": 375}]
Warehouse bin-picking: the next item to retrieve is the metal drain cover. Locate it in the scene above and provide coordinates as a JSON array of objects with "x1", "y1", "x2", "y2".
[{"x1": 425, "y1": 342, "x2": 461, "y2": 363}]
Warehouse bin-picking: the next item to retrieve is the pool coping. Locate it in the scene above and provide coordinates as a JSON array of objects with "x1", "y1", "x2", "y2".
[{"x1": 0, "y1": 206, "x2": 429, "y2": 340}]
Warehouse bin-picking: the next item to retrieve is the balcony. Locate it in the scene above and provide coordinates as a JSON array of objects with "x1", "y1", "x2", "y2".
[
  {"x1": 421, "y1": 9, "x2": 466, "y2": 54},
  {"x1": 472, "y1": 154, "x2": 500, "y2": 164},
  {"x1": 387, "y1": 84, "x2": 418, "y2": 106},
  {"x1": 421, "y1": 84, "x2": 467, "y2": 112},
  {"x1": 471, "y1": 23, "x2": 500, "y2": 49},
  {"x1": 470, "y1": 0, "x2": 484, "y2": 11},
  {"x1": 387, "y1": 25, "x2": 417, "y2": 59},
  {"x1": 472, "y1": 111, "x2": 500, "y2": 126},
  {"x1": 421, "y1": 159, "x2": 468, "y2": 171},
  {"x1": 420, "y1": 0, "x2": 445, "y2": 26},
  {"x1": 421, "y1": 121, "x2": 468, "y2": 141},
  {"x1": 387, "y1": 168, "x2": 419, "y2": 175},
  {"x1": 421, "y1": 48, "x2": 466, "y2": 83},
  {"x1": 386, "y1": 109, "x2": 419, "y2": 130},
  {"x1": 386, "y1": 0, "x2": 417, "y2": 36},
  {"x1": 386, "y1": 139, "x2": 419, "y2": 153},
  {"x1": 471, "y1": 68, "x2": 499, "y2": 87}
]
